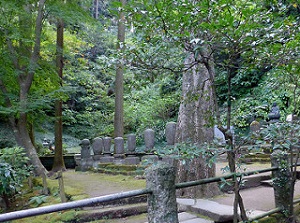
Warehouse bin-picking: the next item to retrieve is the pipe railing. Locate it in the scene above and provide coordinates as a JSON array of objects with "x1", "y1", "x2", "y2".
[
  {"x1": 0, "y1": 164, "x2": 298, "y2": 222},
  {"x1": 0, "y1": 188, "x2": 151, "y2": 222}
]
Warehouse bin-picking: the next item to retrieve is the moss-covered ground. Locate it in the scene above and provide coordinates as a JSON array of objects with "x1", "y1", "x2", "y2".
[{"x1": 5, "y1": 170, "x2": 146, "y2": 223}]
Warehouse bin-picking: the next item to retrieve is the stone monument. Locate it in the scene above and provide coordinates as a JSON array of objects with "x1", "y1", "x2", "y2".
[{"x1": 268, "y1": 102, "x2": 280, "y2": 123}]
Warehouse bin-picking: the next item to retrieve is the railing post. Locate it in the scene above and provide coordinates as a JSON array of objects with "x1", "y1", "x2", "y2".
[
  {"x1": 146, "y1": 162, "x2": 178, "y2": 223},
  {"x1": 271, "y1": 150, "x2": 293, "y2": 212}
]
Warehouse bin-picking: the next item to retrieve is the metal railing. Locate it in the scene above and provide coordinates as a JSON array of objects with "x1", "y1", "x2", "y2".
[{"x1": 0, "y1": 163, "x2": 297, "y2": 222}]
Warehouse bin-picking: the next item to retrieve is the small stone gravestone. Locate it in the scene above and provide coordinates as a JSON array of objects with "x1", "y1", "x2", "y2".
[
  {"x1": 127, "y1": 134, "x2": 136, "y2": 153},
  {"x1": 92, "y1": 137, "x2": 103, "y2": 155},
  {"x1": 166, "y1": 122, "x2": 176, "y2": 146},
  {"x1": 144, "y1": 128, "x2": 155, "y2": 152}
]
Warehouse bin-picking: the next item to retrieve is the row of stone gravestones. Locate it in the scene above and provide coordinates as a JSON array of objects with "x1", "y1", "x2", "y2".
[{"x1": 75, "y1": 122, "x2": 177, "y2": 170}]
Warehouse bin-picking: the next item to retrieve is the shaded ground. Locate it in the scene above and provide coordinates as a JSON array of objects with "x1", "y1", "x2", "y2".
[
  {"x1": 11, "y1": 162, "x2": 281, "y2": 223},
  {"x1": 62, "y1": 170, "x2": 146, "y2": 197}
]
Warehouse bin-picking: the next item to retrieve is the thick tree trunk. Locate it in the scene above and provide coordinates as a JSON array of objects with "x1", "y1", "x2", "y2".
[
  {"x1": 176, "y1": 51, "x2": 220, "y2": 198},
  {"x1": 52, "y1": 18, "x2": 66, "y2": 173},
  {"x1": 2, "y1": 0, "x2": 47, "y2": 176},
  {"x1": 8, "y1": 114, "x2": 47, "y2": 176},
  {"x1": 114, "y1": 0, "x2": 126, "y2": 137}
]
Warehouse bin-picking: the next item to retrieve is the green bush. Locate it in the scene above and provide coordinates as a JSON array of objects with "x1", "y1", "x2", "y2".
[{"x1": 0, "y1": 147, "x2": 32, "y2": 208}]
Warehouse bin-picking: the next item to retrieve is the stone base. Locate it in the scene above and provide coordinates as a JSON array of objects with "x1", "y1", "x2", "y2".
[
  {"x1": 125, "y1": 156, "x2": 140, "y2": 165},
  {"x1": 141, "y1": 155, "x2": 159, "y2": 165},
  {"x1": 100, "y1": 156, "x2": 114, "y2": 163},
  {"x1": 93, "y1": 155, "x2": 102, "y2": 161},
  {"x1": 114, "y1": 158, "x2": 125, "y2": 165},
  {"x1": 80, "y1": 158, "x2": 93, "y2": 171}
]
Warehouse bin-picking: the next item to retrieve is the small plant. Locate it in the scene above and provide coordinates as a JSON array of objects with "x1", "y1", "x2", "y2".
[{"x1": 28, "y1": 195, "x2": 48, "y2": 207}]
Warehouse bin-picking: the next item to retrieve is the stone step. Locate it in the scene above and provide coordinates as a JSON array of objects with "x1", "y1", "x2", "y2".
[
  {"x1": 77, "y1": 203, "x2": 147, "y2": 221},
  {"x1": 177, "y1": 198, "x2": 266, "y2": 222},
  {"x1": 178, "y1": 212, "x2": 214, "y2": 223}
]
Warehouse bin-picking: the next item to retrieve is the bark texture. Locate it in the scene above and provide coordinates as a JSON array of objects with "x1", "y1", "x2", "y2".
[
  {"x1": 176, "y1": 51, "x2": 219, "y2": 198},
  {"x1": 0, "y1": 0, "x2": 47, "y2": 176},
  {"x1": 114, "y1": 0, "x2": 126, "y2": 137},
  {"x1": 52, "y1": 18, "x2": 66, "y2": 173}
]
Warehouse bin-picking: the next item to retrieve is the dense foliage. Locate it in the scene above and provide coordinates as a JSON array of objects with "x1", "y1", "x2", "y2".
[{"x1": 0, "y1": 0, "x2": 299, "y2": 145}]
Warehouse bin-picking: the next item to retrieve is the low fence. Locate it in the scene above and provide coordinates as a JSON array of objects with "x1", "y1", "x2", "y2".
[{"x1": 0, "y1": 153, "x2": 299, "y2": 222}]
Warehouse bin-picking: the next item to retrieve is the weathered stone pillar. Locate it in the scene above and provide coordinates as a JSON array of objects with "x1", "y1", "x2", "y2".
[
  {"x1": 166, "y1": 122, "x2": 176, "y2": 145},
  {"x1": 144, "y1": 129, "x2": 155, "y2": 152},
  {"x1": 92, "y1": 137, "x2": 103, "y2": 155},
  {"x1": 103, "y1": 137, "x2": 112, "y2": 154},
  {"x1": 114, "y1": 137, "x2": 125, "y2": 164},
  {"x1": 100, "y1": 137, "x2": 114, "y2": 163},
  {"x1": 80, "y1": 139, "x2": 93, "y2": 171},
  {"x1": 271, "y1": 150, "x2": 293, "y2": 212},
  {"x1": 81, "y1": 139, "x2": 91, "y2": 159},
  {"x1": 125, "y1": 134, "x2": 140, "y2": 165},
  {"x1": 92, "y1": 137, "x2": 103, "y2": 167},
  {"x1": 127, "y1": 134, "x2": 136, "y2": 154},
  {"x1": 146, "y1": 163, "x2": 178, "y2": 223}
]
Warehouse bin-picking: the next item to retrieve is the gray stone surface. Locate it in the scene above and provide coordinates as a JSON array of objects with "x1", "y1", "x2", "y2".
[
  {"x1": 177, "y1": 198, "x2": 268, "y2": 223},
  {"x1": 103, "y1": 137, "x2": 112, "y2": 154},
  {"x1": 144, "y1": 129, "x2": 155, "y2": 152},
  {"x1": 146, "y1": 163, "x2": 178, "y2": 223},
  {"x1": 214, "y1": 126, "x2": 225, "y2": 144},
  {"x1": 92, "y1": 137, "x2": 103, "y2": 155},
  {"x1": 80, "y1": 139, "x2": 91, "y2": 159},
  {"x1": 114, "y1": 137, "x2": 124, "y2": 154},
  {"x1": 177, "y1": 199, "x2": 233, "y2": 222},
  {"x1": 179, "y1": 212, "x2": 213, "y2": 223},
  {"x1": 125, "y1": 156, "x2": 140, "y2": 165},
  {"x1": 166, "y1": 122, "x2": 176, "y2": 145},
  {"x1": 99, "y1": 156, "x2": 114, "y2": 163},
  {"x1": 127, "y1": 134, "x2": 136, "y2": 153}
]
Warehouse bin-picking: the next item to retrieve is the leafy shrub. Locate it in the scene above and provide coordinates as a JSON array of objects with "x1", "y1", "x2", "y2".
[{"x1": 0, "y1": 147, "x2": 32, "y2": 208}]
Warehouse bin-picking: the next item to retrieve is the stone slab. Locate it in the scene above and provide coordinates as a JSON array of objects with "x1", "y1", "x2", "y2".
[
  {"x1": 181, "y1": 218, "x2": 214, "y2": 223},
  {"x1": 179, "y1": 212, "x2": 214, "y2": 223},
  {"x1": 189, "y1": 199, "x2": 233, "y2": 222},
  {"x1": 100, "y1": 156, "x2": 114, "y2": 163},
  {"x1": 178, "y1": 212, "x2": 198, "y2": 221},
  {"x1": 125, "y1": 156, "x2": 140, "y2": 165},
  {"x1": 177, "y1": 198, "x2": 267, "y2": 222}
]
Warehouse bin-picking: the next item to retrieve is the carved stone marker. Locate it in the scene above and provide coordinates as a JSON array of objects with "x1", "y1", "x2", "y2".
[
  {"x1": 127, "y1": 134, "x2": 136, "y2": 153},
  {"x1": 166, "y1": 122, "x2": 176, "y2": 145},
  {"x1": 103, "y1": 137, "x2": 112, "y2": 155},
  {"x1": 92, "y1": 137, "x2": 103, "y2": 155},
  {"x1": 125, "y1": 134, "x2": 140, "y2": 165},
  {"x1": 80, "y1": 139, "x2": 91, "y2": 159},
  {"x1": 100, "y1": 137, "x2": 114, "y2": 163},
  {"x1": 144, "y1": 128, "x2": 155, "y2": 152},
  {"x1": 80, "y1": 139, "x2": 92, "y2": 171},
  {"x1": 268, "y1": 102, "x2": 280, "y2": 123},
  {"x1": 114, "y1": 137, "x2": 125, "y2": 164}
]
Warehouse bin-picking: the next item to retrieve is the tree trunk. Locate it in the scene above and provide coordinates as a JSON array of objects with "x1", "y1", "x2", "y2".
[
  {"x1": 2, "y1": 0, "x2": 47, "y2": 176},
  {"x1": 52, "y1": 18, "x2": 66, "y2": 173},
  {"x1": 8, "y1": 114, "x2": 47, "y2": 176},
  {"x1": 176, "y1": 50, "x2": 220, "y2": 198},
  {"x1": 94, "y1": 0, "x2": 99, "y2": 19},
  {"x1": 114, "y1": 0, "x2": 126, "y2": 137}
]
